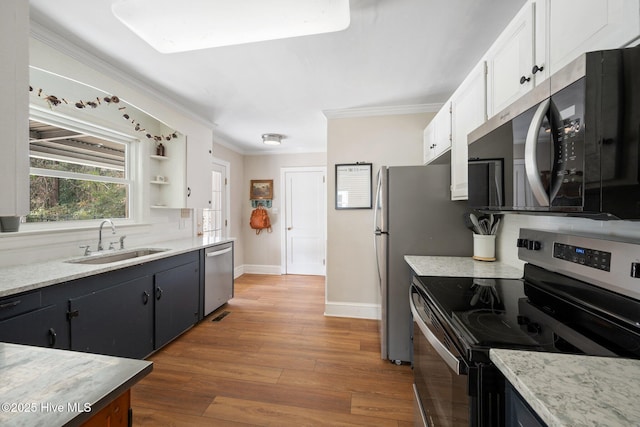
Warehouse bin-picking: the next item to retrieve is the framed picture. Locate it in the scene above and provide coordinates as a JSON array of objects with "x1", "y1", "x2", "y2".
[
  {"x1": 335, "y1": 163, "x2": 372, "y2": 209},
  {"x1": 250, "y1": 179, "x2": 273, "y2": 199}
]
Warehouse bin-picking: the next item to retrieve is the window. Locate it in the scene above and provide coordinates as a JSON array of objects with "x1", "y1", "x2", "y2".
[{"x1": 28, "y1": 118, "x2": 134, "y2": 223}]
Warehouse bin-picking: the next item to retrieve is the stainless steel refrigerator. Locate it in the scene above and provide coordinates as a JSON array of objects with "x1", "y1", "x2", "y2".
[{"x1": 374, "y1": 164, "x2": 473, "y2": 363}]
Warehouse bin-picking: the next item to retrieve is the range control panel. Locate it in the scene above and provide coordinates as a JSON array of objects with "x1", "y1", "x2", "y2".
[{"x1": 553, "y1": 242, "x2": 611, "y2": 271}]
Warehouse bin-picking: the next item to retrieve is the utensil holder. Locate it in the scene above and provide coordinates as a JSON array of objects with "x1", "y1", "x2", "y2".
[{"x1": 473, "y1": 234, "x2": 496, "y2": 261}]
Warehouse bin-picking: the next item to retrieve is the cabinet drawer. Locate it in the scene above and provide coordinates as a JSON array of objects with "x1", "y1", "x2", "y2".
[{"x1": 0, "y1": 292, "x2": 41, "y2": 320}]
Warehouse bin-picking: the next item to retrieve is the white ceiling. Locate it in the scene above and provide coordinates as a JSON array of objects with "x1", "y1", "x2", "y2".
[{"x1": 28, "y1": 0, "x2": 526, "y2": 154}]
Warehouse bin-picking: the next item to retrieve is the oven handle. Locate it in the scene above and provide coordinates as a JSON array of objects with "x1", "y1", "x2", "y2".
[{"x1": 410, "y1": 294, "x2": 463, "y2": 375}]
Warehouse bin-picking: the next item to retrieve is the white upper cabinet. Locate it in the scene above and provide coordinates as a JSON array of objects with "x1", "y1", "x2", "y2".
[
  {"x1": 487, "y1": 0, "x2": 640, "y2": 120},
  {"x1": 450, "y1": 61, "x2": 487, "y2": 200},
  {"x1": 185, "y1": 132, "x2": 213, "y2": 209},
  {"x1": 486, "y1": 3, "x2": 536, "y2": 119},
  {"x1": 0, "y1": 0, "x2": 29, "y2": 216},
  {"x1": 545, "y1": 0, "x2": 640, "y2": 76},
  {"x1": 423, "y1": 101, "x2": 451, "y2": 164},
  {"x1": 436, "y1": 0, "x2": 640, "y2": 200}
]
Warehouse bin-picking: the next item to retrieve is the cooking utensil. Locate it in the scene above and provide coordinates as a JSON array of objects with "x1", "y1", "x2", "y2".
[
  {"x1": 491, "y1": 217, "x2": 501, "y2": 235},
  {"x1": 479, "y1": 218, "x2": 491, "y2": 235},
  {"x1": 469, "y1": 213, "x2": 483, "y2": 234},
  {"x1": 463, "y1": 213, "x2": 477, "y2": 233}
]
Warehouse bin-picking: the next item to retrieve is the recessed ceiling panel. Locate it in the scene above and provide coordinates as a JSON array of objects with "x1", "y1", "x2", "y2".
[{"x1": 111, "y1": 0, "x2": 351, "y2": 53}]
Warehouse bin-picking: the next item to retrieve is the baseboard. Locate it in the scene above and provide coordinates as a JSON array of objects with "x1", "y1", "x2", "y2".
[
  {"x1": 240, "y1": 264, "x2": 282, "y2": 275},
  {"x1": 324, "y1": 301, "x2": 381, "y2": 320}
]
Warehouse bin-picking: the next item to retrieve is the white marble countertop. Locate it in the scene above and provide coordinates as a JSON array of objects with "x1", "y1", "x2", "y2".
[
  {"x1": 491, "y1": 349, "x2": 640, "y2": 427},
  {"x1": 405, "y1": 255, "x2": 523, "y2": 279},
  {"x1": 0, "y1": 236, "x2": 234, "y2": 298},
  {"x1": 0, "y1": 342, "x2": 152, "y2": 426}
]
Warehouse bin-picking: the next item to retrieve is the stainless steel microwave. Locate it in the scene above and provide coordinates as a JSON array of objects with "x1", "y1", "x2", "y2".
[{"x1": 468, "y1": 46, "x2": 640, "y2": 219}]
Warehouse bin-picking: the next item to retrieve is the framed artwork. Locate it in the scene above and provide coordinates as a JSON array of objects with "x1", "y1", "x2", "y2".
[
  {"x1": 250, "y1": 179, "x2": 273, "y2": 199},
  {"x1": 335, "y1": 163, "x2": 372, "y2": 209}
]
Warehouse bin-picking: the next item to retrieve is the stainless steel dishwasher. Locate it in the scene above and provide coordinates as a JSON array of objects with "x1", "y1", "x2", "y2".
[{"x1": 204, "y1": 242, "x2": 234, "y2": 316}]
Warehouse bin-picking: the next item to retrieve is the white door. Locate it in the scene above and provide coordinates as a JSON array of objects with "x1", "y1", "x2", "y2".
[
  {"x1": 203, "y1": 159, "x2": 229, "y2": 238},
  {"x1": 283, "y1": 168, "x2": 326, "y2": 275}
]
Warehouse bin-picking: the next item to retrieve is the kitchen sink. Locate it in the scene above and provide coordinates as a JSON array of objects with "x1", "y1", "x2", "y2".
[{"x1": 65, "y1": 248, "x2": 170, "y2": 265}]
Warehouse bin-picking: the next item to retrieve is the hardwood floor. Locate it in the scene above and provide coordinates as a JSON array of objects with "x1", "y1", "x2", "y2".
[{"x1": 131, "y1": 274, "x2": 414, "y2": 426}]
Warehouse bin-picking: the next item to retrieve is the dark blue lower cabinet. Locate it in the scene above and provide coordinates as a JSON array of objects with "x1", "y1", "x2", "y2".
[
  {"x1": 0, "y1": 251, "x2": 203, "y2": 359},
  {"x1": 0, "y1": 304, "x2": 69, "y2": 349},
  {"x1": 69, "y1": 275, "x2": 154, "y2": 359},
  {"x1": 505, "y1": 383, "x2": 547, "y2": 427},
  {"x1": 154, "y1": 261, "x2": 200, "y2": 350}
]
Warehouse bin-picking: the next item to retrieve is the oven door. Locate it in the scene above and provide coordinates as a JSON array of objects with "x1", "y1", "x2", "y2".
[{"x1": 410, "y1": 284, "x2": 469, "y2": 426}]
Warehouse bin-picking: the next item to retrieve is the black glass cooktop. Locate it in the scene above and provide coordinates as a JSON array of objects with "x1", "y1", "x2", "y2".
[
  {"x1": 414, "y1": 265, "x2": 640, "y2": 360},
  {"x1": 414, "y1": 276, "x2": 553, "y2": 351}
]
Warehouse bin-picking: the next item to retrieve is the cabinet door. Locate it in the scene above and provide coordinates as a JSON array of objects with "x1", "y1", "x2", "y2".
[
  {"x1": 423, "y1": 103, "x2": 451, "y2": 164},
  {"x1": 486, "y1": 3, "x2": 535, "y2": 118},
  {"x1": 69, "y1": 275, "x2": 154, "y2": 359},
  {"x1": 186, "y1": 132, "x2": 213, "y2": 209},
  {"x1": 154, "y1": 261, "x2": 200, "y2": 349},
  {"x1": 451, "y1": 61, "x2": 487, "y2": 200},
  {"x1": 0, "y1": 305, "x2": 68, "y2": 349},
  {"x1": 547, "y1": 0, "x2": 640, "y2": 75}
]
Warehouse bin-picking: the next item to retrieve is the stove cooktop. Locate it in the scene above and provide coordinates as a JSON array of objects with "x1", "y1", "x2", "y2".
[{"x1": 415, "y1": 267, "x2": 640, "y2": 360}]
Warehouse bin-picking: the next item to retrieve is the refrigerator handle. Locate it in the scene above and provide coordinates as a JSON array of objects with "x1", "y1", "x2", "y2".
[
  {"x1": 524, "y1": 98, "x2": 550, "y2": 207},
  {"x1": 373, "y1": 168, "x2": 382, "y2": 232},
  {"x1": 373, "y1": 168, "x2": 383, "y2": 289}
]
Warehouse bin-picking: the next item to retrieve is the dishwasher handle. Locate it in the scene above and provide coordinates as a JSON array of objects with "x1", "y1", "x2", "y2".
[{"x1": 206, "y1": 247, "x2": 232, "y2": 258}]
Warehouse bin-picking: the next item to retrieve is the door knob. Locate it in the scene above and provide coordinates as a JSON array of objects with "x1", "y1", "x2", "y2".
[{"x1": 287, "y1": 227, "x2": 293, "y2": 230}]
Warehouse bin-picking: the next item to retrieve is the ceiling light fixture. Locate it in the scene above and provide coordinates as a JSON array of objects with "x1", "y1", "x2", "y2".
[
  {"x1": 262, "y1": 133, "x2": 283, "y2": 146},
  {"x1": 111, "y1": 0, "x2": 351, "y2": 53}
]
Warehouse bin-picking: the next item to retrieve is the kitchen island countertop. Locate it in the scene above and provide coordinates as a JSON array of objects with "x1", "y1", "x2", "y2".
[
  {"x1": 490, "y1": 348, "x2": 640, "y2": 427},
  {"x1": 0, "y1": 236, "x2": 234, "y2": 298},
  {"x1": 0, "y1": 342, "x2": 152, "y2": 426},
  {"x1": 405, "y1": 255, "x2": 523, "y2": 278}
]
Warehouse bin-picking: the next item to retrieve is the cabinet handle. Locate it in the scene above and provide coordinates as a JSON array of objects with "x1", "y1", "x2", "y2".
[
  {"x1": 48, "y1": 328, "x2": 57, "y2": 348},
  {"x1": 0, "y1": 300, "x2": 20, "y2": 310},
  {"x1": 520, "y1": 75, "x2": 531, "y2": 85},
  {"x1": 156, "y1": 287, "x2": 163, "y2": 301},
  {"x1": 142, "y1": 291, "x2": 150, "y2": 305},
  {"x1": 187, "y1": 187, "x2": 191, "y2": 197},
  {"x1": 532, "y1": 64, "x2": 544, "y2": 74}
]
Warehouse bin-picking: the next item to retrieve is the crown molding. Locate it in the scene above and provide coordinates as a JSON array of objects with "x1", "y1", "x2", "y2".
[
  {"x1": 323, "y1": 103, "x2": 442, "y2": 119},
  {"x1": 29, "y1": 21, "x2": 216, "y2": 130}
]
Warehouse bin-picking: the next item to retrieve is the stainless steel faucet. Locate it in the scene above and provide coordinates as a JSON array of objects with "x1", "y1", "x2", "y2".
[{"x1": 98, "y1": 219, "x2": 116, "y2": 251}]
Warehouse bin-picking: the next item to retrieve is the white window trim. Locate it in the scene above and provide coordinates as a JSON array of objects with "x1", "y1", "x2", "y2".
[{"x1": 26, "y1": 105, "x2": 140, "y2": 230}]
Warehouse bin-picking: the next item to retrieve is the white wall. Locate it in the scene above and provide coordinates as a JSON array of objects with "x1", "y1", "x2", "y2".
[
  {"x1": 326, "y1": 112, "x2": 435, "y2": 318},
  {"x1": 0, "y1": 33, "x2": 216, "y2": 266},
  {"x1": 241, "y1": 152, "x2": 327, "y2": 274}
]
